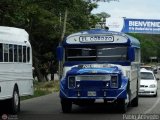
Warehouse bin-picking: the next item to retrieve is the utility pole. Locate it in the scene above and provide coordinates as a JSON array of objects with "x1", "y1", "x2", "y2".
[{"x1": 60, "y1": 8, "x2": 68, "y2": 43}]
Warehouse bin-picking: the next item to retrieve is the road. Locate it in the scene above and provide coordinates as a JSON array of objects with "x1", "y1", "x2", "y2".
[
  {"x1": 2, "y1": 73, "x2": 160, "y2": 120},
  {"x1": 18, "y1": 91, "x2": 160, "y2": 120}
]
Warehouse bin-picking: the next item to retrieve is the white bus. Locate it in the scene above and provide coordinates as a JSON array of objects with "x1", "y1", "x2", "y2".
[{"x1": 0, "y1": 26, "x2": 33, "y2": 114}]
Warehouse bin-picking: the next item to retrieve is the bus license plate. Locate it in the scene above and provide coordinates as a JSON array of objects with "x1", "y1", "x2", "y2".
[{"x1": 88, "y1": 91, "x2": 96, "y2": 96}]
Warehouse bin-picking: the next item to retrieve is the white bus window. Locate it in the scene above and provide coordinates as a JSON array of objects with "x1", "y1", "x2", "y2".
[
  {"x1": 9, "y1": 44, "x2": 14, "y2": 62},
  {"x1": 4, "y1": 44, "x2": 9, "y2": 62},
  {"x1": 18, "y1": 45, "x2": 22, "y2": 62},
  {"x1": 23, "y1": 46, "x2": 26, "y2": 63},
  {"x1": 0, "y1": 43, "x2": 3, "y2": 62},
  {"x1": 27, "y1": 47, "x2": 30, "y2": 62},
  {"x1": 14, "y1": 45, "x2": 18, "y2": 62}
]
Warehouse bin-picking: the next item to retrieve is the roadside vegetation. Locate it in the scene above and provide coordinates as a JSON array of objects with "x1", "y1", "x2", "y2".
[
  {"x1": 21, "y1": 80, "x2": 59, "y2": 100},
  {"x1": 130, "y1": 33, "x2": 160, "y2": 63}
]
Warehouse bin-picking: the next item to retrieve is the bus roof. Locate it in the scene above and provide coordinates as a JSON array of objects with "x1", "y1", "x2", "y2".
[
  {"x1": 63, "y1": 29, "x2": 140, "y2": 48},
  {"x1": 0, "y1": 26, "x2": 30, "y2": 46}
]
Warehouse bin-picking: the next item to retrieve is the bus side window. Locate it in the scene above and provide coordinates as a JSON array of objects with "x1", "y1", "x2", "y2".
[
  {"x1": 9, "y1": 44, "x2": 13, "y2": 62},
  {"x1": 4, "y1": 44, "x2": 9, "y2": 62},
  {"x1": 23, "y1": 46, "x2": 26, "y2": 63},
  {"x1": 18, "y1": 45, "x2": 22, "y2": 62},
  {"x1": 0, "y1": 43, "x2": 3, "y2": 62},
  {"x1": 27, "y1": 47, "x2": 30, "y2": 62},
  {"x1": 14, "y1": 45, "x2": 18, "y2": 62}
]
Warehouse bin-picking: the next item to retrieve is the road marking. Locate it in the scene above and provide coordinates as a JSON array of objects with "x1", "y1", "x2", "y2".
[{"x1": 144, "y1": 96, "x2": 160, "y2": 114}]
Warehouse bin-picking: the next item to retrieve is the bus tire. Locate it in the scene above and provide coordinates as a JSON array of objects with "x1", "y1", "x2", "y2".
[
  {"x1": 61, "y1": 99, "x2": 72, "y2": 113},
  {"x1": 117, "y1": 91, "x2": 129, "y2": 113},
  {"x1": 117, "y1": 99, "x2": 127, "y2": 113},
  {"x1": 131, "y1": 95, "x2": 138, "y2": 107},
  {"x1": 9, "y1": 86, "x2": 20, "y2": 114},
  {"x1": 131, "y1": 83, "x2": 138, "y2": 107}
]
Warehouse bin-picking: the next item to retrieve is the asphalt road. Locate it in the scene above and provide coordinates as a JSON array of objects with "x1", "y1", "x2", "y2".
[{"x1": 2, "y1": 73, "x2": 160, "y2": 120}]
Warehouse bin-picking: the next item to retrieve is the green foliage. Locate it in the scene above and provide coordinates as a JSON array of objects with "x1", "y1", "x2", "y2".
[
  {"x1": 129, "y1": 33, "x2": 160, "y2": 63},
  {"x1": 0, "y1": 0, "x2": 99, "y2": 81},
  {"x1": 21, "y1": 81, "x2": 59, "y2": 100}
]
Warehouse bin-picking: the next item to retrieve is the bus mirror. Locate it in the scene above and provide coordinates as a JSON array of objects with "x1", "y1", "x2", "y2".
[
  {"x1": 56, "y1": 46, "x2": 63, "y2": 61},
  {"x1": 128, "y1": 47, "x2": 135, "y2": 61}
]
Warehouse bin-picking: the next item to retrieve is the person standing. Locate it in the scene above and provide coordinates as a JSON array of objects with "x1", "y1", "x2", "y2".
[{"x1": 50, "y1": 60, "x2": 56, "y2": 81}]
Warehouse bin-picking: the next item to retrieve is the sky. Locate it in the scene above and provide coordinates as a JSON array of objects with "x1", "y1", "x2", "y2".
[{"x1": 92, "y1": 0, "x2": 160, "y2": 19}]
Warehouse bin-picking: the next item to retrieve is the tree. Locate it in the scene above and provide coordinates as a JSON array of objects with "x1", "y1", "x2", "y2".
[
  {"x1": 0, "y1": 0, "x2": 119, "y2": 82},
  {"x1": 130, "y1": 33, "x2": 160, "y2": 63},
  {"x1": 96, "y1": 12, "x2": 110, "y2": 22}
]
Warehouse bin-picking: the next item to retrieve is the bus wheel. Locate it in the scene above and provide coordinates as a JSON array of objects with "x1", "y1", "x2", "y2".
[
  {"x1": 61, "y1": 99, "x2": 72, "y2": 113},
  {"x1": 131, "y1": 84, "x2": 138, "y2": 107},
  {"x1": 117, "y1": 92, "x2": 129, "y2": 113},
  {"x1": 131, "y1": 95, "x2": 138, "y2": 107},
  {"x1": 10, "y1": 87, "x2": 20, "y2": 114}
]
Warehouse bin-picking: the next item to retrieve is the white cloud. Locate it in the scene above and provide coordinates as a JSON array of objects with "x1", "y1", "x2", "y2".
[{"x1": 92, "y1": 0, "x2": 160, "y2": 19}]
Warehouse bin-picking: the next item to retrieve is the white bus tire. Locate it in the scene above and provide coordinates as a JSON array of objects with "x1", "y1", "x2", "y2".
[{"x1": 10, "y1": 86, "x2": 20, "y2": 114}]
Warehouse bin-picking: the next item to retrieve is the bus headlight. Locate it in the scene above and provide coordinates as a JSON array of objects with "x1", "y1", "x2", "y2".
[
  {"x1": 110, "y1": 75, "x2": 118, "y2": 88},
  {"x1": 68, "y1": 76, "x2": 76, "y2": 89}
]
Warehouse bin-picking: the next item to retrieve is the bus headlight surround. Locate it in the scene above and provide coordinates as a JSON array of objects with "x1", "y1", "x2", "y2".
[
  {"x1": 110, "y1": 75, "x2": 118, "y2": 88},
  {"x1": 68, "y1": 76, "x2": 76, "y2": 89}
]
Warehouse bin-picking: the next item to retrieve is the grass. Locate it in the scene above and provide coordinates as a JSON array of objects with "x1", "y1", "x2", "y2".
[{"x1": 21, "y1": 80, "x2": 59, "y2": 100}]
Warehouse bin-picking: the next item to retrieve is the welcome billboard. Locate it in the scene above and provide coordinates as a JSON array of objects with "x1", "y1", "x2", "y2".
[{"x1": 106, "y1": 17, "x2": 160, "y2": 34}]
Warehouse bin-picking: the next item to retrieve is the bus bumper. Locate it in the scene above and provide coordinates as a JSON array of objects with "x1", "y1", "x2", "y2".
[{"x1": 60, "y1": 88, "x2": 127, "y2": 101}]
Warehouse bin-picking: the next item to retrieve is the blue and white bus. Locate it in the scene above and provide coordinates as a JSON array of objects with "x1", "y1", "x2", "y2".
[{"x1": 57, "y1": 29, "x2": 140, "y2": 113}]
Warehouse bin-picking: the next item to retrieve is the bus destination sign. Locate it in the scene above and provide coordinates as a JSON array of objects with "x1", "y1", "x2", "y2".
[{"x1": 79, "y1": 36, "x2": 114, "y2": 43}]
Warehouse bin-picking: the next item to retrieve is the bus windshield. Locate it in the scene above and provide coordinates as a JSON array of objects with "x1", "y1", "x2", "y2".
[{"x1": 65, "y1": 45, "x2": 128, "y2": 62}]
